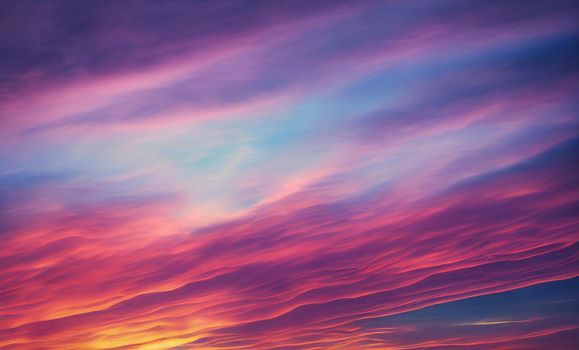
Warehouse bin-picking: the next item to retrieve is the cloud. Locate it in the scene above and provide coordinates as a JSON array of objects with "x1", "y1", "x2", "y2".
[{"x1": 1, "y1": 1, "x2": 578, "y2": 349}]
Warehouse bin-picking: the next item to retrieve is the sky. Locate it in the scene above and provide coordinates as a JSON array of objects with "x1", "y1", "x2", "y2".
[{"x1": 0, "y1": 0, "x2": 578, "y2": 349}]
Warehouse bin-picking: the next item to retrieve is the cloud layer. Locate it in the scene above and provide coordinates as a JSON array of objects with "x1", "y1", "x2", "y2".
[{"x1": 1, "y1": 1, "x2": 578, "y2": 349}]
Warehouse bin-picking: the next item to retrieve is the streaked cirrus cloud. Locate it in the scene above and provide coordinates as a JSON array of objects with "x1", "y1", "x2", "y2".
[{"x1": 0, "y1": 0, "x2": 578, "y2": 349}]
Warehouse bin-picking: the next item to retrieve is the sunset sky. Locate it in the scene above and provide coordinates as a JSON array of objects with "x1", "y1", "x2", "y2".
[{"x1": 1, "y1": 1, "x2": 578, "y2": 349}]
